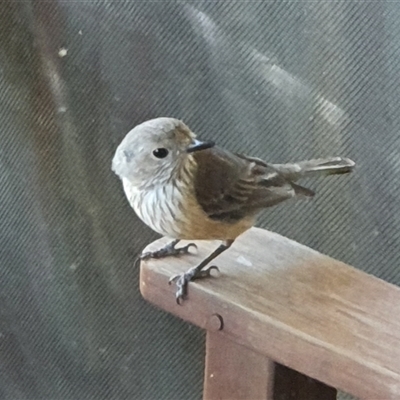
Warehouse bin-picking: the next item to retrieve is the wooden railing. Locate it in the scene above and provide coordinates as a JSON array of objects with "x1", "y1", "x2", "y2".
[{"x1": 140, "y1": 227, "x2": 400, "y2": 399}]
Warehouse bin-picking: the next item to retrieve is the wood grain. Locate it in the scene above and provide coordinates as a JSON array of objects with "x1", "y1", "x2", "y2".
[
  {"x1": 140, "y1": 227, "x2": 400, "y2": 399},
  {"x1": 204, "y1": 331, "x2": 275, "y2": 400},
  {"x1": 204, "y1": 332, "x2": 336, "y2": 400}
]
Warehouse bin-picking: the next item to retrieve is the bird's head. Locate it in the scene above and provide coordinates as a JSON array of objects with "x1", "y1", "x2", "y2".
[{"x1": 112, "y1": 117, "x2": 214, "y2": 187}]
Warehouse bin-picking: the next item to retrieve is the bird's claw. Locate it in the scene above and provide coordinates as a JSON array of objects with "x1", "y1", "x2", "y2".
[
  {"x1": 173, "y1": 243, "x2": 197, "y2": 256},
  {"x1": 194, "y1": 265, "x2": 220, "y2": 279},
  {"x1": 136, "y1": 241, "x2": 197, "y2": 266},
  {"x1": 169, "y1": 265, "x2": 220, "y2": 305}
]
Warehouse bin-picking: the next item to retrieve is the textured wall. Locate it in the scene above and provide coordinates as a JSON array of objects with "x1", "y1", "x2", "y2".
[{"x1": 1, "y1": 1, "x2": 399, "y2": 399}]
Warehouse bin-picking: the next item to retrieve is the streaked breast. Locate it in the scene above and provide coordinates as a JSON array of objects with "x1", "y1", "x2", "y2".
[{"x1": 122, "y1": 178, "x2": 186, "y2": 238}]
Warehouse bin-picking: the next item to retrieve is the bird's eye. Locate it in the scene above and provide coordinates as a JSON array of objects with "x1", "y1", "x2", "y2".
[{"x1": 152, "y1": 148, "x2": 169, "y2": 159}]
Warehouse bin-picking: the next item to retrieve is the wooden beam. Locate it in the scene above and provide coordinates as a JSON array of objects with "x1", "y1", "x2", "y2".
[
  {"x1": 204, "y1": 331, "x2": 336, "y2": 400},
  {"x1": 204, "y1": 331, "x2": 275, "y2": 400},
  {"x1": 140, "y1": 227, "x2": 400, "y2": 399}
]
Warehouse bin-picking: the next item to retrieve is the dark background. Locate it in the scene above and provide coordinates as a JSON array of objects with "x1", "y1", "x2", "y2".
[{"x1": 1, "y1": 1, "x2": 399, "y2": 399}]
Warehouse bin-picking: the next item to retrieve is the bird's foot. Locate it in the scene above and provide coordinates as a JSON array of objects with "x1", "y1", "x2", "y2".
[
  {"x1": 138, "y1": 240, "x2": 197, "y2": 264},
  {"x1": 169, "y1": 265, "x2": 220, "y2": 304}
]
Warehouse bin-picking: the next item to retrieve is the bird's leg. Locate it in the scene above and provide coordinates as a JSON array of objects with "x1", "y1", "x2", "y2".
[
  {"x1": 139, "y1": 239, "x2": 197, "y2": 262},
  {"x1": 169, "y1": 239, "x2": 234, "y2": 304}
]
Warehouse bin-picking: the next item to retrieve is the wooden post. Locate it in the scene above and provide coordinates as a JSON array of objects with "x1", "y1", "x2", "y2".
[
  {"x1": 140, "y1": 227, "x2": 400, "y2": 399},
  {"x1": 204, "y1": 331, "x2": 275, "y2": 400},
  {"x1": 204, "y1": 331, "x2": 336, "y2": 400}
]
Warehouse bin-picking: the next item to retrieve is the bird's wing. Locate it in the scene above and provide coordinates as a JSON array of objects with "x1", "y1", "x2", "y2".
[{"x1": 191, "y1": 147, "x2": 313, "y2": 222}]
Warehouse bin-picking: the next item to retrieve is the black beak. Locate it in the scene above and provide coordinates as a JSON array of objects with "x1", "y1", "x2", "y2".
[{"x1": 186, "y1": 139, "x2": 215, "y2": 153}]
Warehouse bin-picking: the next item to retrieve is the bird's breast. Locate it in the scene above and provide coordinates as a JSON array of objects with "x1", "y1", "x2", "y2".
[
  {"x1": 122, "y1": 178, "x2": 254, "y2": 241},
  {"x1": 122, "y1": 178, "x2": 186, "y2": 238}
]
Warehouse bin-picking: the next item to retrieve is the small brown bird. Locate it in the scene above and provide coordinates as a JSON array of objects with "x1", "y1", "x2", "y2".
[{"x1": 112, "y1": 117, "x2": 355, "y2": 303}]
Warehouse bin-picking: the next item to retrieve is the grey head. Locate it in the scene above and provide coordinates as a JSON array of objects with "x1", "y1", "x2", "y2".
[{"x1": 112, "y1": 117, "x2": 214, "y2": 188}]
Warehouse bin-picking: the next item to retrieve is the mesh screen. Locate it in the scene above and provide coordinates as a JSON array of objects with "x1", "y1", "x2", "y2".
[{"x1": 1, "y1": 1, "x2": 398, "y2": 399}]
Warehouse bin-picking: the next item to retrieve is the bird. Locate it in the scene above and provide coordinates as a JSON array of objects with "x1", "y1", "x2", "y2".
[{"x1": 112, "y1": 117, "x2": 355, "y2": 304}]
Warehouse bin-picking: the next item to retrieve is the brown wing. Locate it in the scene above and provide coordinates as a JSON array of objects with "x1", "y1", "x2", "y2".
[{"x1": 192, "y1": 147, "x2": 313, "y2": 223}]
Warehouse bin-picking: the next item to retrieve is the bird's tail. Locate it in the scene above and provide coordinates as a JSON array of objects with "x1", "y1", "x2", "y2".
[{"x1": 271, "y1": 157, "x2": 355, "y2": 182}]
